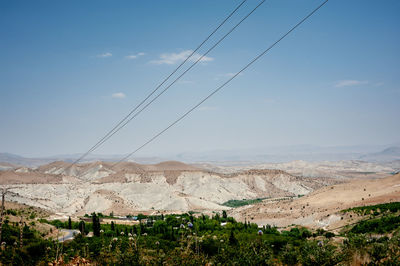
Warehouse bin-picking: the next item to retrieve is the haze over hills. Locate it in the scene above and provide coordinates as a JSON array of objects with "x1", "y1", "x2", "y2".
[
  {"x1": 0, "y1": 153, "x2": 53, "y2": 167},
  {"x1": 1, "y1": 145, "x2": 400, "y2": 168},
  {"x1": 359, "y1": 146, "x2": 400, "y2": 162},
  {"x1": 0, "y1": 152, "x2": 167, "y2": 167},
  {"x1": 176, "y1": 145, "x2": 400, "y2": 163}
]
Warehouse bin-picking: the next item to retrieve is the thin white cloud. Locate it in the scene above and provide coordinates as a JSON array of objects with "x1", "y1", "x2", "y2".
[
  {"x1": 96, "y1": 52, "x2": 112, "y2": 58},
  {"x1": 125, "y1": 55, "x2": 138, "y2": 59},
  {"x1": 150, "y1": 50, "x2": 214, "y2": 65},
  {"x1": 334, "y1": 80, "x2": 369, "y2": 88},
  {"x1": 223, "y1": 72, "x2": 237, "y2": 78},
  {"x1": 125, "y1": 52, "x2": 146, "y2": 60},
  {"x1": 111, "y1": 92, "x2": 126, "y2": 99},
  {"x1": 198, "y1": 106, "x2": 218, "y2": 111},
  {"x1": 214, "y1": 72, "x2": 242, "y2": 80}
]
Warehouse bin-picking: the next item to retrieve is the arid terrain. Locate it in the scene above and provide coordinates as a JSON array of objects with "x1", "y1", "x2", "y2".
[
  {"x1": 197, "y1": 159, "x2": 400, "y2": 179},
  {"x1": 0, "y1": 160, "x2": 343, "y2": 217},
  {"x1": 0, "y1": 158, "x2": 398, "y2": 230},
  {"x1": 229, "y1": 173, "x2": 400, "y2": 230}
]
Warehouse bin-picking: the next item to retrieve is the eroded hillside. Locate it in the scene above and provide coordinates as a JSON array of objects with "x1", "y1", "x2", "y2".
[
  {"x1": 229, "y1": 173, "x2": 400, "y2": 230},
  {"x1": 1, "y1": 160, "x2": 340, "y2": 216}
]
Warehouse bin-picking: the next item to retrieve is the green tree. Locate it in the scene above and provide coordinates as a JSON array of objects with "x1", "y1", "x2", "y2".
[
  {"x1": 300, "y1": 241, "x2": 340, "y2": 266},
  {"x1": 229, "y1": 230, "x2": 238, "y2": 246},
  {"x1": 92, "y1": 213, "x2": 100, "y2": 237},
  {"x1": 68, "y1": 216, "x2": 72, "y2": 229},
  {"x1": 79, "y1": 221, "x2": 86, "y2": 235},
  {"x1": 111, "y1": 221, "x2": 115, "y2": 231}
]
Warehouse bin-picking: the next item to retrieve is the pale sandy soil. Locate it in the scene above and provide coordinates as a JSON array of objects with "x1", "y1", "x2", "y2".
[
  {"x1": 0, "y1": 170, "x2": 62, "y2": 184},
  {"x1": 229, "y1": 173, "x2": 400, "y2": 231},
  {"x1": 4, "y1": 161, "x2": 340, "y2": 216}
]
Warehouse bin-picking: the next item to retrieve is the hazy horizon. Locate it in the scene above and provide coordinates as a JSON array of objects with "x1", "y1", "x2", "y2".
[{"x1": 2, "y1": 142, "x2": 399, "y2": 163}]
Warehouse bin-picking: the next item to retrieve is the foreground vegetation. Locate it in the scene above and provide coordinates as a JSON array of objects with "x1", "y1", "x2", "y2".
[
  {"x1": 343, "y1": 201, "x2": 400, "y2": 216},
  {"x1": 0, "y1": 204, "x2": 399, "y2": 265}
]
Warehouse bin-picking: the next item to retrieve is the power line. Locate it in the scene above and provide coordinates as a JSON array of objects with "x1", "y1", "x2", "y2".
[
  {"x1": 112, "y1": 0, "x2": 330, "y2": 168},
  {"x1": 63, "y1": 0, "x2": 248, "y2": 173},
  {"x1": 71, "y1": 0, "x2": 267, "y2": 180},
  {"x1": 82, "y1": 0, "x2": 266, "y2": 159}
]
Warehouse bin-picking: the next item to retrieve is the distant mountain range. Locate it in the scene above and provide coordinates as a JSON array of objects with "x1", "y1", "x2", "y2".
[
  {"x1": 175, "y1": 145, "x2": 400, "y2": 163},
  {"x1": 0, "y1": 152, "x2": 166, "y2": 167},
  {"x1": 0, "y1": 153, "x2": 53, "y2": 167},
  {"x1": 359, "y1": 146, "x2": 400, "y2": 162},
  {"x1": 1, "y1": 145, "x2": 400, "y2": 167}
]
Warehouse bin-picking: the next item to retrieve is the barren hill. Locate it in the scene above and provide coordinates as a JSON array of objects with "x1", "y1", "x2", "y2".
[
  {"x1": 37, "y1": 160, "x2": 199, "y2": 179},
  {"x1": 0, "y1": 170, "x2": 62, "y2": 184},
  {"x1": 1, "y1": 160, "x2": 339, "y2": 216},
  {"x1": 229, "y1": 173, "x2": 400, "y2": 230},
  {"x1": 143, "y1": 161, "x2": 199, "y2": 171}
]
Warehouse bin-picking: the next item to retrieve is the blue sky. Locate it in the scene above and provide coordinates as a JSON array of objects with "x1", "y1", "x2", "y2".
[{"x1": 0, "y1": 0, "x2": 399, "y2": 157}]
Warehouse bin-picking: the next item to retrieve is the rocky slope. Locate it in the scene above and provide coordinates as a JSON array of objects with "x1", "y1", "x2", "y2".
[
  {"x1": 2, "y1": 161, "x2": 339, "y2": 216},
  {"x1": 229, "y1": 173, "x2": 400, "y2": 230}
]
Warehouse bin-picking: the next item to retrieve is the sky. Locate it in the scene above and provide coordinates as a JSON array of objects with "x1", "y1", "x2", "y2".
[{"x1": 0, "y1": 0, "x2": 399, "y2": 158}]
